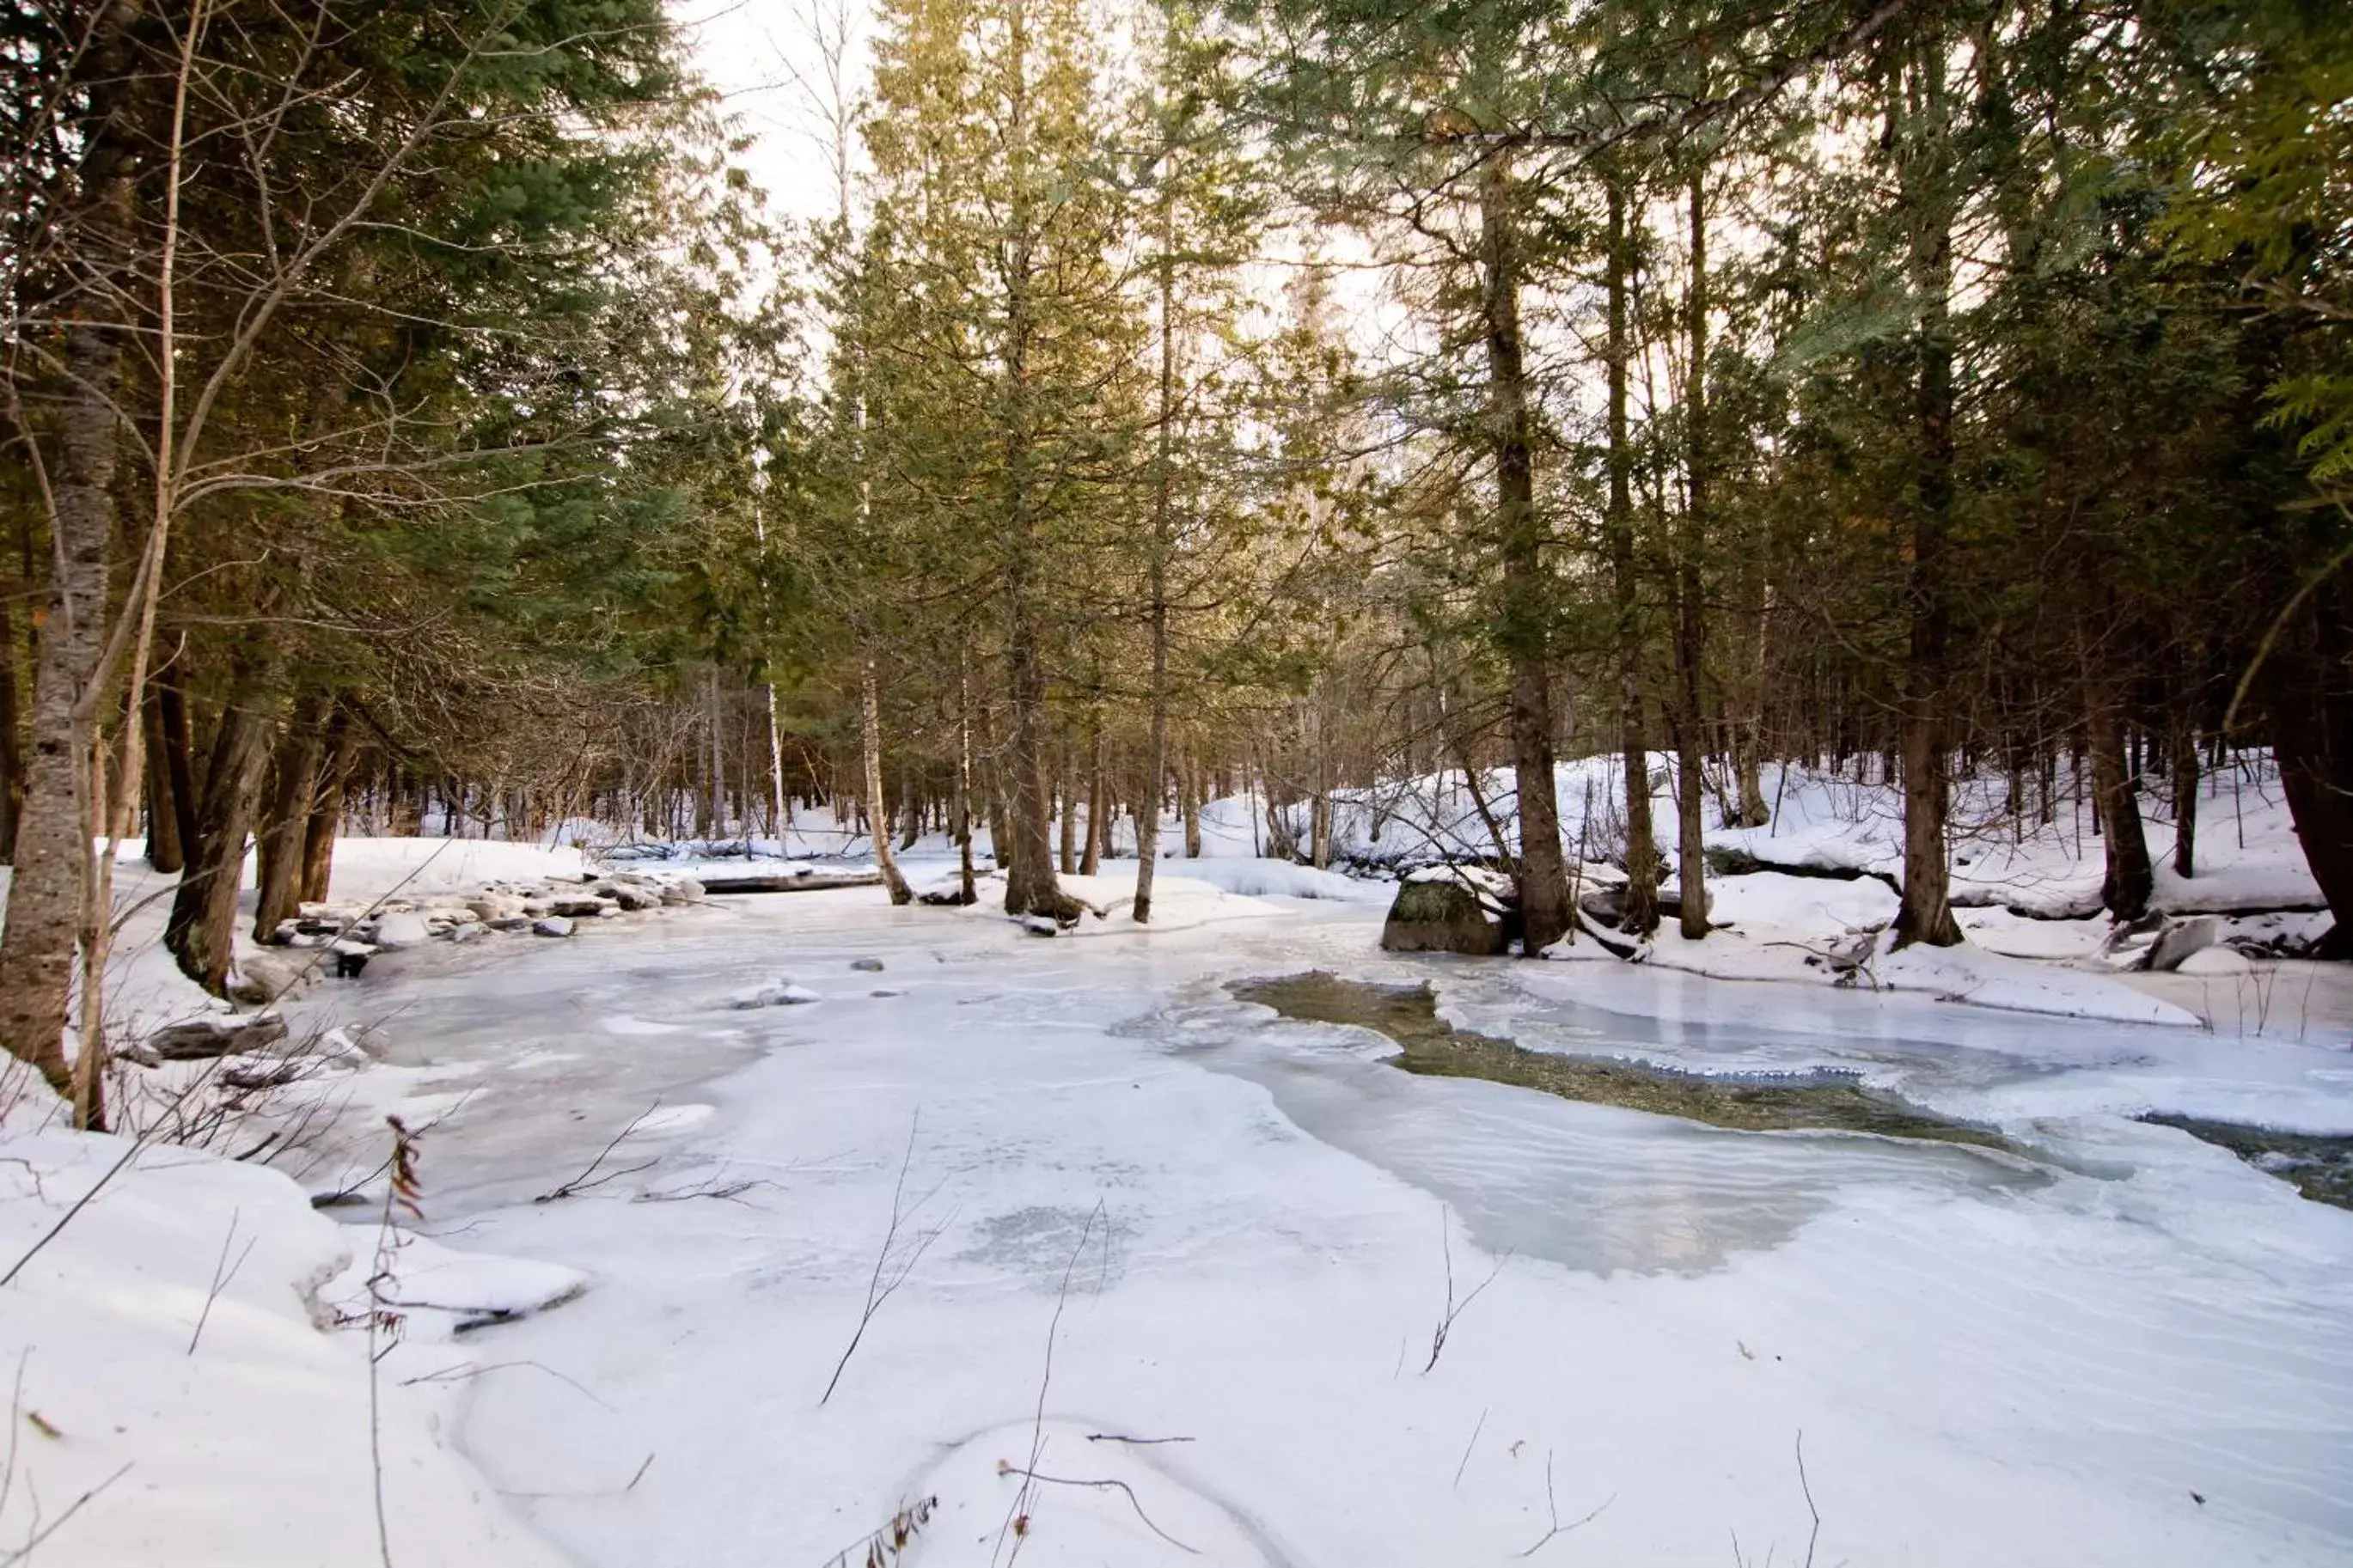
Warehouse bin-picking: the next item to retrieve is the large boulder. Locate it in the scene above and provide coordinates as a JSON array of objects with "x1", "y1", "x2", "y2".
[{"x1": 1381, "y1": 877, "x2": 1508, "y2": 956}]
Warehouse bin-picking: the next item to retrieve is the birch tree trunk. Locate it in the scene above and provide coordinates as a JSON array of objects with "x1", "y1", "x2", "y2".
[
  {"x1": 0, "y1": 0, "x2": 142, "y2": 1091},
  {"x1": 861, "y1": 661, "x2": 912, "y2": 904}
]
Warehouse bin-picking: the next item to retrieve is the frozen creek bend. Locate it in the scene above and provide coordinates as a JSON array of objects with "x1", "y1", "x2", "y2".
[{"x1": 302, "y1": 881, "x2": 2353, "y2": 1567}]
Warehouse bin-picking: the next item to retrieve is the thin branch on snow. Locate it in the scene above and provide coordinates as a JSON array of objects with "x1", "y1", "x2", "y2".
[
  {"x1": 993, "y1": 1462, "x2": 1201, "y2": 1557},
  {"x1": 0, "y1": 1462, "x2": 131, "y2": 1567},
  {"x1": 819, "y1": 1113, "x2": 954, "y2": 1406},
  {"x1": 535, "y1": 1101, "x2": 664, "y2": 1203},
  {"x1": 1513, "y1": 1451, "x2": 1612, "y2": 1559},
  {"x1": 1423, "y1": 1218, "x2": 1507, "y2": 1375},
  {"x1": 993, "y1": 1199, "x2": 1105, "y2": 1567},
  {"x1": 186, "y1": 1207, "x2": 257, "y2": 1355},
  {"x1": 399, "y1": 1359, "x2": 615, "y2": 1412},
  {"x1": 1796, "y1": 1431, "x2": 1822, "y2": 1568},
  {"x1": 1452, "y1": 1406, "x2": 1488, "y2": 1490}
]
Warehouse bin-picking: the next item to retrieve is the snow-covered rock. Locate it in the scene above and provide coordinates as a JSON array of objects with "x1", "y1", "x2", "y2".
[
  {"x1": 147, "y1": 1014, "x2": 290, "y2": 1060},
  {"x1": 372, "y1": 910, "x2": 431, "y2": 948},
  {"x1": 725, "y1": 979, "x2": 820, "y2": 1008},
  {"x1": 533, "y1": 916, "x2": 575, "y2": 938}
]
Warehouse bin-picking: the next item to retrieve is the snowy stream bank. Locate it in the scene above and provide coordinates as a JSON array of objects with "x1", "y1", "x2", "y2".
[{"x1": 7, "y1": 858, "x2": 2353, "y2": 1565}]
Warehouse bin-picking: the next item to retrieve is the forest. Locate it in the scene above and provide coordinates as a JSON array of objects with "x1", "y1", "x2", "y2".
[{"x1": 2, "y1": 0, "x2": 2349, "y2": 1093}]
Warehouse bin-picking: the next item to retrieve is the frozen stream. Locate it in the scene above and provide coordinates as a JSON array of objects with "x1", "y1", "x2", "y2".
[{"x1": 290, "y1": 874, "x2": 2353, "y2": 1567}]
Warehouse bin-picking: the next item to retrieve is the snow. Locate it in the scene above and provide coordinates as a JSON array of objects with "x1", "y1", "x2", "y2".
[
  {"x1": 0, "y1": 1126, "x2": 565, "y2": 1566},
  {"x1": 1207, "y1": 753, "x2": 2323, "y2": 922},
  {"x1": 143, "y1": 871, "x2": 2338, "y2": 1568},
  {"x1": 10, "y1": 797, "x2": 2353, "y2": 1568}
]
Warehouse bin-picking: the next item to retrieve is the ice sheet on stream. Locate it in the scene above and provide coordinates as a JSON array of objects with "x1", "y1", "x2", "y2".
[{"x1": 223, "y1": 873, "x2": 2353, "y2": 1568}]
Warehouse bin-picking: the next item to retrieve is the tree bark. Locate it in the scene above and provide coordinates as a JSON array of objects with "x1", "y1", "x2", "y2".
[
  {"x1": 1057, "y1": 741, "x2": 1079, "y2": 875},
  {"x1": 860, "y1": 660, "x2": 912, "y2": 904},
  {"x1": 2269, "y1": 583, "x2": 2353, "y2": 955},
  {"x1": 1673, "y1": 173, "x2": 1712, "y2": 941},
  {"x1": 301, "y1": 705, "x2": 357, "y2": 903},
  {"x1": 252, "y1": 693, "x2": 327, "y2": 941},
  {"x1": 1134, "y1": 205, "x2": 1176, "y2": 920},
  {"x1": 140, "y1": 683, "x2": 184, "y2": 873},
  {"x1": 165, "y1": 682, "x2": 278, "y2": 995},
  {"x1": 1180, "y1": 750, "x2": 1201, "y2": 859},
  {"x1": 954, "y1": 659, "x2": 977, "y2": 904},
  {"x1": 1080, "y1": 712, "x2": 1105, "y2": 876},
  {"x1": 0, "y1": 593, "x2": 21, "y2": 863},
  {"x1": 1892, "y1": 32, "x2": 1963, "y2": 948},
  {"x1": 1604, "y1": 176, "x2": 1660, "y2": 937},
  {"x1": 1480, "y1": 160, "x2": 1571, "y2": 952},
  {"x1": 2085, "y1": 679, "x2": 2154, "y2": 921},
  {"x1": 0, "y1": 0, "x2": 143, "y2": 1091}
]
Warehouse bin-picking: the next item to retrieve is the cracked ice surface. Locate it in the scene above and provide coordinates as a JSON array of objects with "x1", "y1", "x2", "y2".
[{"x1": 292, "y1": 868, "x2": 2353, "y2": 1567}]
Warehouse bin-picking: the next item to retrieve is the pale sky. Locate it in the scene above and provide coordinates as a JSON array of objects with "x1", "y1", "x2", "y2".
[{"x1": 675, "y1": 0, "x2": 876, "y2": 228}]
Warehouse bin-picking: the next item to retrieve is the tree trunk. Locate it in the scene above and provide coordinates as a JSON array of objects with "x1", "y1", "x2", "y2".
[
  {"x1": 1892, "y1": 34, "x2": 1963, "y2": 949},
  {"x1": 140, "y1": 683, "x2": 185, "y2": 873},
  {"x1": 165, "y1": 685, "x2": 278, "y2": 995},
  {"x1": 301, "y1": 705, "x2": 357, "y2": 903},
  {"x1": 0, "y1": 0, "x2": 141, "y2": 1091},
  {"x1": 252, "y1": 694, "x2": 327, "y2": 942},
  {"x1": 1180, "y1": 750, "x2": 1201, "y2": 859},
  {"x1": 954, "y1": 660, "x2": 977, "y2": 904},
  {"x1": 0, "y1": 592, "x2": 21, "y2": 863},
  {"x1": 1480, "y1": 160, "x2": 1570, "y2": 952},
  {"x1": 1673, "y1": 173, "x2": 1712, "y2": 941},
  {"x1": 2269, "y1": 583, "x2": 2353, "y2": 955},
  {"x1": 860, "y1": 661, "x2": 912, "y2": 904},
  {"x1": 1057, "y1": 744, "x2": 1079, "y2": 875},
  {"x1": 1002, "y1": 601, "x2": 1068, "y2": 918},
  {"x1": 1080, "y1": 713, "x2": 1105, "y2": 876},
  {"x1": 1604, "y1": 177, "x2": 1660, "y2": 937},
  {"x1": 2085, "y1": 681, "x2": 2154, "y2": 921}
]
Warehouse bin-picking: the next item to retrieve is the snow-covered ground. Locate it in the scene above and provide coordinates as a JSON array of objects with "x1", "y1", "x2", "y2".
[
  {"x1": 4, "y1": 796, "x2": 2351, "y2": 1566},
  {"x1": 9, "y1": 860, "x2": 2335, "y2": 1565}
]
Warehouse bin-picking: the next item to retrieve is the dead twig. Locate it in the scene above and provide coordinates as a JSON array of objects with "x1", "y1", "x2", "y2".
[
  {"x1": 1084, "y1": 1432, "x2": 1195, "y2": 1447},
  {"x1": 0, "y1": 1462, "x2": 131, "y2": 1566},
  {"x1": 1453, "y1": 1406, "x2": 1488, "y2": 1490},
  {"x1": 816, "y1": 1494, "x2": 937, "y2": 1567},
  {"x1": 993, "y1": 1198, "x2": 1105, "y2": 1567},
  {"x1": 1423, "y1": 1219, "x2": 1507, "y2": 1375},
  {"x1": 1795, "y1": 1431, "x2": 1821, "y2": 1568},
  {"x1": 993, "y1": 1461, "x2": 1201, "y2": 1557},
  {"x1": 186, "y1": 1207, "x2": 256, "y2": 1354},
  {"x1": 1513, "y1": 1450, "x2": 1612, "y2": 1559},
  {"x1": 819, "y1": 1113, "x2": 952, "y2": 1406},
  {"x1": 398, "y1": 1359, "x2": 615, "y2": 1412},
  {"x1": 535, "y1": 1101, "x2": 663, "y2": 1202}
]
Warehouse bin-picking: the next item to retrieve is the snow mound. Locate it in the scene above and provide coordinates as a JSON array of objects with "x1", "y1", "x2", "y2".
[
  {"x1": 0, "y1": 1128, "x2": 565, "y2": 1566},
  {"x1": 326, "y1": 838, "x2": 589, "y2": 903},
  {"x1": 1554, "y1": 924, "x2": 2200, "y2": 1027}
]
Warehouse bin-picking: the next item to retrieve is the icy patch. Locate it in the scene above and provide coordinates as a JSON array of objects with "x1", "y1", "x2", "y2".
[
  {"x1": 601, "y1": 1015, "x2": 688, "y2": 1036},
  {"x1": 630, "y1": 1104, "x2": 717, "y2": 1137}
]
